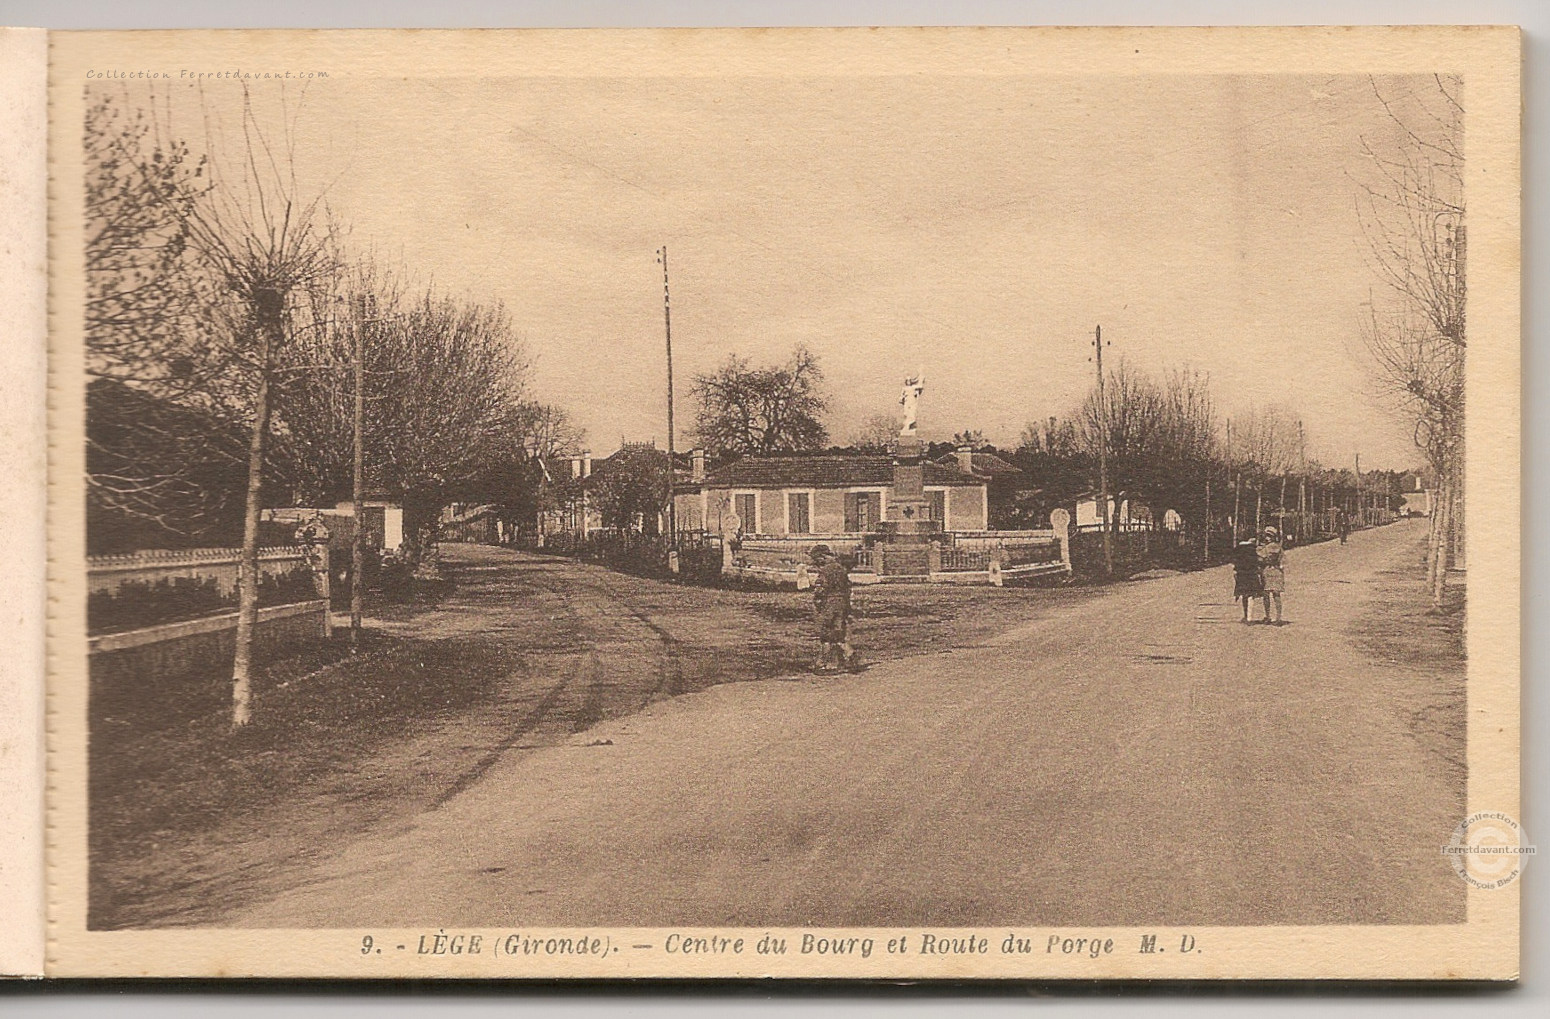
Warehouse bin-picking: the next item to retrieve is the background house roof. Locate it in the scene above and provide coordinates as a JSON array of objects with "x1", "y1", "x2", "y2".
[
  {"x1": 702, "y1": 454, "x2": 982, "y2": 490},
  {"x1": 934, "y1": 451, "x2": 1026, "y2": 480}
]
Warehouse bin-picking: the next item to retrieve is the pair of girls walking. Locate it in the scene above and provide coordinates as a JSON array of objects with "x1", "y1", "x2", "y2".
[{"x1": 1233, "y1": 526, "x2": 1286, "y2": 624}]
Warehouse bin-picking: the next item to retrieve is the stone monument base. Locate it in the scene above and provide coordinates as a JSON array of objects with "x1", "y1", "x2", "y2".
[{"x1": 874, "y1": 519, "x2": 941, "y2": 577}]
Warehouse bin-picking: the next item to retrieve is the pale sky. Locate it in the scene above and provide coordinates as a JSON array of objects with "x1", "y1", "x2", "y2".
[{"x1": 131, "y1": 72, "x2": 1448, "y2": 469}]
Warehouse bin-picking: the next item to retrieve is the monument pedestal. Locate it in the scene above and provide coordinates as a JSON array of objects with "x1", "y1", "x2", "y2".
[{"x1": 877, "y1": 433, "x2": 941, "y2": 577}]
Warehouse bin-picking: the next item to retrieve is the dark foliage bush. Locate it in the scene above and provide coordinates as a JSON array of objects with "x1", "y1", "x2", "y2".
[
  {"x1": 88, "y1": 563, "x2": 321, "y2": 635},
  {"x1": 539, "y1": 530, "x2": 726, "y2": 585}
]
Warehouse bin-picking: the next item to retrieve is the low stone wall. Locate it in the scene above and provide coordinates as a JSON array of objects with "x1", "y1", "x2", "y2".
[
  {"x1": 733, "y1": 535, "x2": 867, "y2": 572},
  {"x1": 88, "y1": 545, "x2": 318, "y2": 599},
  {"x1": 89, "y1": 600, "x2": 330, "y2": 697},
  {"x1": 727, "y1": 523, "x2": 1071, "y2": 587}
]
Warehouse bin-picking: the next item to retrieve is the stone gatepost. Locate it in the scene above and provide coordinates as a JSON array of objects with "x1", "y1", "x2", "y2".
[
  {"x1": 307, "y1": 544, "x2": 332, "y2": 638},
  {"x1": 1050, "y1": 507, "x2": 1072, "y2": 574}
]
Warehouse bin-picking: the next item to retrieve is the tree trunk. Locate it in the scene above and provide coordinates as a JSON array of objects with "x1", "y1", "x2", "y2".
[
  {"x1": 1278, "y1": 475, "x2": 1287, "y2": 538},
  {"x1": 1425, "y1": 490, "x2": 1443, "y2": 577},
  {"x1": 231, "y1": 303, "x2": 278, "y2": 728},
  {"x1": 1430, "y1": 475, "x2": 1451, "y2": 607},
  {"x1": 1449, "y1": 458, "x2": 1465, "y2": 571}
]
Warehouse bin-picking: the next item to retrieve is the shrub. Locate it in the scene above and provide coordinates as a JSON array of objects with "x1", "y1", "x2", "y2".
[{"x1": 88, "y1": 562, "x2": 321, "y2": 635}]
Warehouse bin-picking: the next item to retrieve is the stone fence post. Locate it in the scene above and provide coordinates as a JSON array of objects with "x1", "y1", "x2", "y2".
[
  {"x1": 308, "y1": 544, "x2": 332, "y2": 638},
  {"x1": 1050, "y1": 508, "x2": 1073, "y2": 574}
]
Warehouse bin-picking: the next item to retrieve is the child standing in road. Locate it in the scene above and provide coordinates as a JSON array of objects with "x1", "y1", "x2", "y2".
[
  {"x1": 1233, "y1": 538, "x2": 1264, "y2": 623},
  {"x1": 1258, "y1": 526, "x2": 1285, "y2": 625},
  {"x1": 810, "y1": 545, "x2": 861, "y2": 674}
]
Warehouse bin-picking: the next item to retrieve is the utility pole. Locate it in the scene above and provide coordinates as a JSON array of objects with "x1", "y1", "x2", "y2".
[
  {"x1": 1225, "y1": 418, "x2": 1236, "y2": 542},
  {"x1": 1278, "y1": 474, "x2": 1287, "y2": 541},
  {"x1": 1093, "y1": 324, "x2": 1113, "y2": 577},
  {"x1": 1232, "y1": 472, "x2": 1242, "y2": 545},
  {"x1": 1355, "y1": 451, "x2": 1363, "y2": 528},
  {"x1": 656, "y1": 246, "x2": 676, "y2": 539},
  {"x1": 1298, "y1": 420, "x2": 1307, "y2": 541},
  {"x1": 1203, "y1": 476, "x2": 1211, "y2": 565},
  {"x1": 351, "y1": 294, "x2": 366, "y2": 652}
]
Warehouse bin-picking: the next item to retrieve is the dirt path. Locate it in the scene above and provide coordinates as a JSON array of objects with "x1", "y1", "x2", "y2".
[
  {"x1": 219, "y1": 520, "x2": 1465, "y2": 928},
  {"x1": 94, "y1": 551, "x2": 697, "y2": 928},
  {"x1": 97, "y1": 545, "x2": 1088, "y2": 928}
]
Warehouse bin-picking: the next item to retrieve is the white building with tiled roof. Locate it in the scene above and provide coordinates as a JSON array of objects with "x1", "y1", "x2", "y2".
[{"x1": 673, "y1": 451, "x2": 989, "y2": 536}]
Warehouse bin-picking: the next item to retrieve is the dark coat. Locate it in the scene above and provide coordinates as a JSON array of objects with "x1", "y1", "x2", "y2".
[
  {"x1": 1232, "y1": 540, "x2": 1264, "y2": 597},
  {"x1": 812, "y1": 559, "x2": 852, "y2": 642}
]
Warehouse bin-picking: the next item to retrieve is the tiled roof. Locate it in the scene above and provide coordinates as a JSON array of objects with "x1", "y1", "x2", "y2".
[
  {"x1": 702, "y1": 454, "x2": 981, "y2": 489},
  {"x1": 935, "y1": 451, "x2": 1025, "y2": 478}
]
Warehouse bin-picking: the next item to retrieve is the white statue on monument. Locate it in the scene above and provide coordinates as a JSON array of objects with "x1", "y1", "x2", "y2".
[{"x1": 898, "y1": 371, "x2": 926, "y2": 436}]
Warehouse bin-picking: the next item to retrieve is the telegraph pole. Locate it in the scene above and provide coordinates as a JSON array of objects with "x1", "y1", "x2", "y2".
[
  {"x1": 656, "y1": 246, "x2": 677, "y2": 539},
  {"x1": 1355, "y1": 451, "x2": 1363, "y2": 528},
  {"x1": 1226, "y1": 418, "x2": 1240, "y2": 543},
  {"x1": 1297, "y1": 420, "x2": 1307, "y2": 541},
  {"x1": 1093, "y1": 325, "x2": 1113, "y2": 577},
  {"x1": 350, "y1": 294, "x2": 366, "y2": 652},
  {"x1": 1203, "y1": 476, "x2": 1211, "y2": 565}
]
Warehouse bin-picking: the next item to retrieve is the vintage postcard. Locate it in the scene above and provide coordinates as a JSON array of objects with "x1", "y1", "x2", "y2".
[{"x1": 29, "y1": 26, "x2": 1522, "y2": 979}]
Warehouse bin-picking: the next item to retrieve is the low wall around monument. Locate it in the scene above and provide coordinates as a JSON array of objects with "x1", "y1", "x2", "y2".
[{"x1": 721, "y1": 527, "x2": 1070, "y2": 587}]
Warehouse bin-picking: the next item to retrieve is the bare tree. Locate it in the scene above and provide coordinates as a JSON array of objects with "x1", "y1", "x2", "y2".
[
  {"x1": 1226, "y1": 403, "x2": 1303, "y2": 535},
  {"x1": 1019, "y1": 416, "x2": 1080, "y2": 457},
  {"x1": 1076, "y1": 360, "x2": 1221, "y2": 527},
  {"x1": 1226, "y1": 404, "x2": 1301, "y2": 478},
  {"x1": 518, "y1": 402, "x2": 587, "y2": 463},
  {"x1": 498, "y1": 403, "x2": 587, "y2": 538},
  {"x1": 1356, "y1": 74, "x2": 1465, "y2": 604},
  {"x1": 113, "y1": 82, "x2": 341, "y2": 727},
  {"x1": 848, "y1": 412, "x2": 900, "y2": 453},
  {"x1": 691, "y1": 345, "x2": 829, "y2": 456},
  {"x1": 84, "y1": 89, "x2": 252, "y2": 546},
  {"x1": 279, "y1": 273, "x2": 532, "y2": 562}
]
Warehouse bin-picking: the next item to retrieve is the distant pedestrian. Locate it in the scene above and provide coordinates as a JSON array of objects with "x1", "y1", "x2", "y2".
[
  {"x1": 1258, "y1": 526, "x2": 1285, "y2": 625},
  {"x1": 809, "y1": 545, "x2": 860, "y2": 673},
  {"x1": 1338, "y1": 508, "x2": 1350, "y2": 544},
  {"x1": 1233, "y1": 538, "x2": 1264, "y2": 623}
]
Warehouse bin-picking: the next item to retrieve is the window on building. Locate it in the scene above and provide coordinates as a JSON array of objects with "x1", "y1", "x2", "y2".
[
  {"x1": 734, "y1": 493, "x2": 757, "y2": 533},
  {"x1": 362, "y1": 505, "x2": 387, "y2": 547},
  {"x1": 787, "y1": 492, "x2": 811, "y2": 534},
  {"x1": 845, "y1": 491, "x2": 881, "y2": 532}
]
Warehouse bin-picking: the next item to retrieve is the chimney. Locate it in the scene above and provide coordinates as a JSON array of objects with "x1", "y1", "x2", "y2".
[
  {"x1": 582, "y1": 450, "x2": 593, "y2": 478},
  {"x1": 691, "y1": 447, "x2": 706, "y2": 483},
  {"x1": 956, "y1": 444, "x2": 975, "y2": 475},
  {"x1": 570, "y1": 456, "x2": 581, "y2": 479}
]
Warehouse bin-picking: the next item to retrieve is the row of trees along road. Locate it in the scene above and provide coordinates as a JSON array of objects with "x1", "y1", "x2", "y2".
[
  {"x1": 678, "y1": 342, "x2": 1390, "y2": 556},
  {"x1": 1012, "y1": 359, "x2": 1398, "y2": 549},
  {"x1": 1356, "y1": 75, "x2": 1465, "y2": 607},
  {"x1": 85, "y1": 84, "x2": 580, "y2": 726}
]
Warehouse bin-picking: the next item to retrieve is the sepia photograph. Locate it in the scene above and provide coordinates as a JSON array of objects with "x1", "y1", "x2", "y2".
[{"x1": 40, "y1": 26, "x2": 1521, "y2": 979}]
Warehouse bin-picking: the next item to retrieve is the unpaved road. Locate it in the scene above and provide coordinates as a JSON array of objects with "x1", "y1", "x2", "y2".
[
  {"x1": 220, "y1": 520, "x2": 1464, "y2": 928},
  {"x1": 98, "y1": 542, "x2": 1088, "y2": 929}
]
